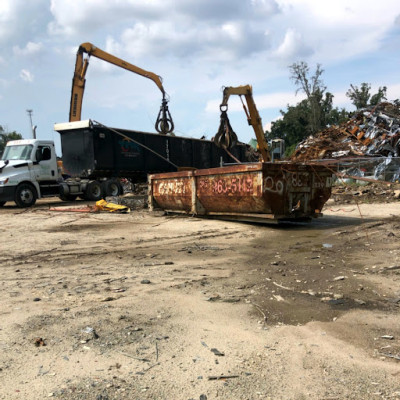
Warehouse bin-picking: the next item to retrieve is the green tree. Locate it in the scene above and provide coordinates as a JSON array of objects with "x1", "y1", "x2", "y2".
[
  {"x1": 346, "y1": 83, "x2": 387, "y2": 110},
  {"x1": 0, "y1": 126, "x2": 23, "y2": 156},
  {"x1": 267, "y1": 100, "x2": 350, "y2": 157},
  {"x1": 266, "y1": 100, "x2": 310, "y2": 144},
  {"x1": 266, "y1": 63, "x2": 350, "y2": 156},
  {"x1": 289, "y1": 62, "x2": 327, "y2": 134}
]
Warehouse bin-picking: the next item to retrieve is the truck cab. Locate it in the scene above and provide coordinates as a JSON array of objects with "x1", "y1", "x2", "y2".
[
  {"x1": 0, "y1": 139, "x2": 60, "y2": 207},
  {"x1": 270, "y1": 138, "x2": 285, "y2": 162}
]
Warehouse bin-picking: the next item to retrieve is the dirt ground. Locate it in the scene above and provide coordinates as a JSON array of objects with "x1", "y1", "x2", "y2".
[{"x1": 0, "y1": 192, "x2": 400, "y2": 400}]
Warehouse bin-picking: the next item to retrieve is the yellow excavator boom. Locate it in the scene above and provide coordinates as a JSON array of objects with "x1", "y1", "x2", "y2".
[
  {"x1": 69, "y1": 42, "x2": 173, "y2": 134},
  {"x1": 214, "y1": 85, "x2": 270, "y2": 162}
]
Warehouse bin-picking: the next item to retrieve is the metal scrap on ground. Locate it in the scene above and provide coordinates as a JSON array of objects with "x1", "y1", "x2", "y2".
[
  {"x1": 291, "y1": 102, "x2": 400, "y2": 161},
  {"x1": 290, "y1": 102, "x2": 400, "y2": 182}
]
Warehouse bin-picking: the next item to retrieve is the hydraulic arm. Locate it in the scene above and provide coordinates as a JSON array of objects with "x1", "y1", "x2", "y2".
[
  {"x1": 214, "y1": 85, "x2": 270, "y2": 162},
  {"x1": 69, "y1": 42, "x2": 174, "y2": 134}
]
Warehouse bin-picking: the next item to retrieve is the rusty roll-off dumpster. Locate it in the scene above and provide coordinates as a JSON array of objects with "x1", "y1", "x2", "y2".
[{"x1": 148, "y1": 162, "x2": 333, "y2": 222}]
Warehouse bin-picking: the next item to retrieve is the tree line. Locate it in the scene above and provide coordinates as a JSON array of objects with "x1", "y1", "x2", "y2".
[
  {"x1": 0, "y1": 126, "x2": 23, "y2": 156},
  {"x1": 265, "y1": 62, "x2": 389, "y2": 156}
]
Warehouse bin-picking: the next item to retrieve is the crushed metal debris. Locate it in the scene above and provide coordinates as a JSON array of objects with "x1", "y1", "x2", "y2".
[{"x1": 290, "y1": 102, "x2": 400, "y2": 182}]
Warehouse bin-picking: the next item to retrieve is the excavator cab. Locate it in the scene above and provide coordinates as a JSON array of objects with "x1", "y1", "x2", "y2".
[{"x1": 270, "y1": 138, "x2": 285, "y2": 161}]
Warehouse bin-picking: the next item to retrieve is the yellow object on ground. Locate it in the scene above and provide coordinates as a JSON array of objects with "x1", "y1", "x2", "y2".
[{"x1": 95, "y1": 199, "x2": 130, "y2": 213}]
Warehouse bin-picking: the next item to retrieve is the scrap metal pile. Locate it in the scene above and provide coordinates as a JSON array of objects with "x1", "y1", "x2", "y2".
[{"x1": 290, "y1": 102, "x2": 400, "y2": 162}]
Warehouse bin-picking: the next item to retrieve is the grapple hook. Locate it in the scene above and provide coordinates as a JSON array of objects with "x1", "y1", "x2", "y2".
[
  {"x1": 155, "y1": 95, "x2": 174, "y2": 135},
  {"x1": 213, "y1": 109, "x2": 238, "y2": 150}
]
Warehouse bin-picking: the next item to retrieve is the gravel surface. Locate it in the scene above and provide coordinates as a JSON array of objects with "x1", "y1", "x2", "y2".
[{"x1": 0, "y1": 198, "x2": 399, "y2": 399}]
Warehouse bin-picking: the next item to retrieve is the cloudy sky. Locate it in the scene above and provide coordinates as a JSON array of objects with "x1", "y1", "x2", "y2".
[{"x1": 2, "y1": 0, "x2": 400, "y2": 154}]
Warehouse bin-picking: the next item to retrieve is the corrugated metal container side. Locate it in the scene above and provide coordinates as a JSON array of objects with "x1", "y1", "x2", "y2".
[{"x1": 148, "y1": 163, "x2": 333, "y2": 222}]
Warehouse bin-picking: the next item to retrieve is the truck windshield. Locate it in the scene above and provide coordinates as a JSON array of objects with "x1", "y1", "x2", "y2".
[{"x1": 1, "y1": 145, "x2": 33, "y2": 161}]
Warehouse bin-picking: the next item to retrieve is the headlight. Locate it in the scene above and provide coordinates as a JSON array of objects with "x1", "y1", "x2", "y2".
[{"x1": 0, "y1": 178, "x2": 9, "y2": 186}]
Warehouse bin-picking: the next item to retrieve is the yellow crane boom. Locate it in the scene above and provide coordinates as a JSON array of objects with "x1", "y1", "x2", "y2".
[
  {"x1": 214, "y1": 85, "x2": 270, "y2": 162},
  {"x1": 69, "y1": 42, "x2": 173, "y2": 134}
]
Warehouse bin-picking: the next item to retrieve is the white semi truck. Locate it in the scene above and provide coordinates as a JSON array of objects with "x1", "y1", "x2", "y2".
[{"x1": 0, "y1": 138, "x2": 120, "y2": 207}]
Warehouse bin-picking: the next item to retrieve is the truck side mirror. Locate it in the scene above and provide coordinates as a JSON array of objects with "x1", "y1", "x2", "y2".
[{"x1": 35, "y1": 148, "x2": 43, "y2": 162}]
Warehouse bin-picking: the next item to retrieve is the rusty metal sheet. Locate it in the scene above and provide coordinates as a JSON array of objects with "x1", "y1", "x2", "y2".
[
  {"x1": 149, "y1": 173, "x2": 193, "y2": 212},
  {"x1": 195, "y1": 170, "x2": 264, "y2": 214},
  {"x1": 148, "y1": 162, "x2": 333, "y2": 221}
]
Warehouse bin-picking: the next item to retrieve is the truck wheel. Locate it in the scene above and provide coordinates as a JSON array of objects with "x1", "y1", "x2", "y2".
[
  {"x1": 59, "y1": 183, "x2": 78, "y2": 201},
  {"x1": 84, "y1": 180, "x2": 103, "y2": 201},
  {"x1": 14, "y1": 183, "x2": 37, "y2": 207},
  {"x1": 0, "y1": 201, "x2": 6, "y2": 207},
  {"x1": 102, "y1": 179, "x2": 123, "y2": 197}
]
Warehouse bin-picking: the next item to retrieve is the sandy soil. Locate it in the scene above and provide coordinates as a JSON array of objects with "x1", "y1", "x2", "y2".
[{"x1": 0, "y1": 197, "x2": 400, "y2": 400}]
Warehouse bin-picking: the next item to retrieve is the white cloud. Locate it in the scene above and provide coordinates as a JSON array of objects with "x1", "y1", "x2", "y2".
[
  {"x1": 331, "y1": 91, "x2": 351, "y2": 108},
  {"x1": 271, "y1": 0, "x2": 400, "y2": 63},
  {"x1": 0, "y1": 0, "x2": 49, "y2": 45},
  {"x1": 119, "y1": 21, "x2": 271, "y2": 61},
  {"x1": 49, "y1": 0, "x2": 279, "y2": 36},
  {"x1": 386, "y1": 83, "x2": 400, "y2": 101},
  {"x1": 20, "y1": 69, "x2": 34, "y2": 82},
  {"x1": 48, "y1": 0, "x2": 277, "y2": 61},
  {"x1": 46, "y1": 0, "x2": 400, "y2": 67},
  {"x1": 49, "y1": 0, "x2": 167, "y2": 36},
  {"x1": 274, "y1": 29, "x2": 313, "y2": 60},
  {"x1": 0, "y1": 1, "x2": 14, "y2": 40},
  {"x1": 13, "y1": 41, "x2": 43, "y2": 56},
  {"x1": 264, "y1": 115, "x2": 282, "y2": 131},
  {"x1": 276, "y1": 0, "x2": 400, "y2": 27},
  {"x1": 104, "y1": 36, "x2": 122, "y2": 56}
]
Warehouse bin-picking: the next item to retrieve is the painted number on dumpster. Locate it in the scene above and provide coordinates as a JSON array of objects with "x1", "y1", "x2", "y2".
[
  {"x1": 198, "y1": 179, "x2": 210, "y2": 191},
  {"x1": 290, "y1": 172, "x2": 309, "y2": 188},
  {"x1": 157, "y1": 180, "x2": 186, "y2": 195},
  {"x1": 263, "y1": 176, "x2": 284, "y2": 195},
  {"x1": 206, "y1": 177, "x2": 254, "y2": 195}
]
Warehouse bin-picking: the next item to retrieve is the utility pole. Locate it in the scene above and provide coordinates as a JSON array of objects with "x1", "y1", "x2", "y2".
[{"x1": 26, "y1": 109, "x2": 36, "y2": 139}]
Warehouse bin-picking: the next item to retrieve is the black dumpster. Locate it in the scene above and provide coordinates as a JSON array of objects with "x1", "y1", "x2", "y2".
[{"x1": 55, "y1": 120, "x2": 256, "y2": 181}]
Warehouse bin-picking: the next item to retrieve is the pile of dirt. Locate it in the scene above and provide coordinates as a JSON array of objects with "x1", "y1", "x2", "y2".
[{"x1": 291, "y1": 102, "x2": 400, "y2": 162}]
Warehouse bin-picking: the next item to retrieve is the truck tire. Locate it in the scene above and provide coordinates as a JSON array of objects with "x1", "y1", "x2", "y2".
[
  {"x1": 84, "y1": 180, "x2": 103, "y2": 201},
  {"x1": 59, "y1": 194, "x2": 78, "y2": 201},
  {"x1": 0, "y1": 201, "x2": 6, "y2": 207},
  {"x1": 102, "y1": 179, "x2": 123, "y2": 197},
  {"x1": 59, "y1": 183, "x2": 78, "y2": 201},
  {"x1": 14, "y1": 183, "x2": 37, "y2": 207}
]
